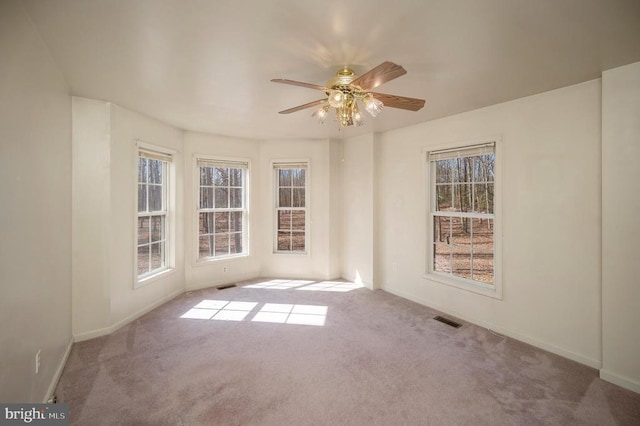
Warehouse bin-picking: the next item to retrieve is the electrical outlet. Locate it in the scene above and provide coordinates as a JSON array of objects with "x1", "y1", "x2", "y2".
[
  {"x1": 223, "y1": 266, "x2": 228, "y2": 273},
  {"x1": 35, "y1": 350, "x2": 41, "y2": 374}
]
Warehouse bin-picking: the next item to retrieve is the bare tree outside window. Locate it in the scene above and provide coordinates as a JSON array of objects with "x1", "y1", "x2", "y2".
[
  {"x1": 431, "y1": 146, "x2": 495, "y2": 285},
  {"x1": 275, "y1": 165, "x2": 307, "y2": 252},
  {"x1": 137, "y1": 154, "x2": 169, "y2": 279},
  {"x1": 197, "y1": 161, "x2": 247, "y2": 260}
]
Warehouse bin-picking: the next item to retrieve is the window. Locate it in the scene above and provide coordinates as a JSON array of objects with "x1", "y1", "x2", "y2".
[
  {"x1": 197, "y1": 158, "x2": 248, "y2": 260},
  {"x1": 428, "y1": 142, "x2": 497, "y2": 292},
  {"x1": 137, "y1": 149, "x2": 171, "y2": 280},
  {"x1": 274, "y1": 162, "x2": 308, "y2": 253}
]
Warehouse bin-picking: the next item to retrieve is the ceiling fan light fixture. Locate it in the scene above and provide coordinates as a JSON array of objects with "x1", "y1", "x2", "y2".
[
  {"x1": 328, "y1": 89, "x2": 345, "y2": 108},
  {"x1": 353, "y1": 104, "x2": 363, "y2": 126},
  {"x1": 312, "y1": 105, "x2": 330, "y2": 123},
  {"x1": 364, "y1": 94, "x2": 384, "y2": 117}
]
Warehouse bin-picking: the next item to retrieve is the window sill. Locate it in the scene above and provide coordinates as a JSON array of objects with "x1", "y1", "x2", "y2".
[
  {"x1": 193, "y1": 253, "x2": 249, "y2": 267},
  {"x1": 273, "y1": 251, "x2": 309, "y2": 256},
  {"x1": 422, "y1": 272, "x2": 502, "y2": 300},
  {"x1": 136, "y1": 268, "x2": 175, "y2": 289}
]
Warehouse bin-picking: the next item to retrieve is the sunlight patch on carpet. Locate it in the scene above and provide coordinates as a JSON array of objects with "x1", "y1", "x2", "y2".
[
  {"x1": 180, "y1": 300, "x2": 326, "y2": 326},
  {"x1": 252, "y1": 303, "x2": 327, "y2": 326},
  {"x1": 180, "y1": 300, "x2": 258, "y2": 321}
]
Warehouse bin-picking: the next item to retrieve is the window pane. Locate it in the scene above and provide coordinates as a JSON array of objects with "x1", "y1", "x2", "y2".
[
  {"x1": 230, "y1": 232, "x2": 243, "y2": 254},
  {"x1": 150, "y1": 242, "x2": 163, "y2": 270},
  {"x1": 472, "y1": 183, "x2": 494, "y2": 214},
  {"x1": 229, "y1": 168, "x2": 243, "y2": 186},
  {"x1": 199, "y1": 236, "x2": 211, "y2": 258},
  {"x1": 200, "y1": 167, "x2": 213, "y2": 186},
  {"x1": 476, "y1": 154, "x2": 494, "y2": 182},
  {"x1": 278, "y1": 210, "x2": 292, "y2": 230},
  {"x1": 435, "y1": 185, "x2": 452, "y2": 211},
  {"x1": 149, "y1": 185, "x2": 163, "y2": 211},
  {"x1": 291, "y1": 210, "x2": 305, "y2": 231},
  {"x1": 473, "y1": 183, "x2": 492, "y2": 213},
  {"x1": 434, "y1": 216, "x2": 451, "y2": 244},
  {"x1": 138, "y1": 184, "x2": 147, "y2": 212},
  {"x1": 279, "y1": 169, "x2": 292, "y2": 186},
  {"x1": 149, "y1": 160, "x2": 163, "y2": 184},
  {"x1": 214, "y1": 168, "x2": 229, "y2": 186},
  {"x1": 279, "y1": 188, "x2": 292, "y2": 208},
  {"x1": 453, "y1": 247, "x2": 472, "y2": 280},
  {"x1": 150, "y1": 216, "x2": 164, "y2": 242},
  {"x1": 453, "y1": 183, "x2": 472, "y2": 212},
  {"x1": 435, "y1": 159, "x2": 453, "y2": 183},
  {"x1": 472, "y1": 251, "x2": 494, "y2": 284},
  {"x1": 433, "y1": 244, "x2": 451, "y2": 273},
  {"x1": 292, "y1": 188, "x2": 305, "y2": 207},
  {"x1": 230, "y1": 212, "x2": 243, "y2": 232},
  {"x1": 277, "y1": 231, "x2": 290, "y2": 251},
  {"x1": 138, "y1": 158, "x2": 148, "y2": 183},
  {"x1": 230, "y1": 188, "x2": 242, "y2": 208},
  {"x1": 138, "y1": 217, "x2": 150, "y2": 245},
  {"x1": 292, "y1": 232, "x2": 305, "y2": 251},
  {"x1": 137, "y1": 245, "x2": 149, "y2": 275},
  {"x1": 199, "y1": 212, "x2": 215, "y2": 235},
  {"x1": 215, "y1": 212, "x2": 229, "y2": 234},
  {"x1": 471, "y1": 218, "x2": 493, "y2": 251},
  {"x1": 200, "y1": 187, "x2": 214, "y2": 209},
  {"x1": 451, "y1": 217, "x2": 471, "y2": 247},
  {"x1": 291, "y1": 169, "x2": 305, "y2": 186},
  {"x1": 454, "y1": 157, "x2": 473, "y2": 183},
  {"x1": 215, "y1": 188, "x2": 229, "y2": 208},
  {"x1": 215, "y1": 234, "x2": 229, "y2": 256}
]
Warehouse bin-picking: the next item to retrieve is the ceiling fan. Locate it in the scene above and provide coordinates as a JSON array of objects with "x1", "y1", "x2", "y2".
[{"x1": 271, "y1": 61, "x2": 425, "y2": 128}]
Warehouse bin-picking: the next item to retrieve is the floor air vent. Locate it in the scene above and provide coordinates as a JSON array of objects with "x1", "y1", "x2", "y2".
[
  {"x1": 433, "y1": 316, "x2": 462, "y2": 328},
  {"x1": 217, "y1": 284, "x2": 236, "y2": 290}
]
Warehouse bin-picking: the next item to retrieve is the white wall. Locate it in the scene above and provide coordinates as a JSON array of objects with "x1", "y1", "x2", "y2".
[
  {"x1": 328, "y1": 139, "x2": 343, "y2": 279},
  {"x1": 601, "y1": 61, "x2": 640, "y2": 393},
  {"x1": 259, "y1": 139, "x2": 342, "y2": 280},
  {"x1": 72, "y1": 99, "x2": 184, "y2": 340},
  {"x1": 342, "y1": 133, "x2": 376, "y2": 288},
  {"x1": 72, "y1": 98, "x2": 111, "y2": 336},
  {"x1": 376, "y1": 80, "x2": 602, "y2": 368},
  {"x1": 184, "y1": 131, "x2": 262, "y2": 290},
  {"x1": 0, "y1": 0, "x2": 72, "y2": 402}
]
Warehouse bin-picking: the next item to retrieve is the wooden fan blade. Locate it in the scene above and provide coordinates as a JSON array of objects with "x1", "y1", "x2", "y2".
[
  {"x1": 371, "y1": 92, "x2": 425, "y2": 111},
  {"x1": 351, "y1": 61, "x2": 407, "y2": 91},
  {"x1": 278, "y1": 99, "x2": 327, "y2": 114},
  {"x1": 271, "y1": 79, "x2": 327, "y2": 91}
]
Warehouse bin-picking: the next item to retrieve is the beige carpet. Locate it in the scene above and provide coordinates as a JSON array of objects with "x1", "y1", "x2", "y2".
[{"x1": 55, "y1": 278, "x2": 640, "y2": 425}]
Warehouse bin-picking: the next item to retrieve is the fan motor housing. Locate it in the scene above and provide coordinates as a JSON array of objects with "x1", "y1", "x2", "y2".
[{"x1": 326, "y1": 67, "x2": 358, "y2": 90}]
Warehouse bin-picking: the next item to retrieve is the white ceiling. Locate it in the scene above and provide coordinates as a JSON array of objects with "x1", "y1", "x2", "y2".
[{"x1": 23, "y1": 0, "x2": 640, "y2": 140}]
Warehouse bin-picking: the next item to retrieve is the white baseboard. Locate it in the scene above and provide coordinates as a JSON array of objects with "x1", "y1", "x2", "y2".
[
  {"x1": 383, "y1": 285, "x2": 601, "y2": 370},
  {"x1": 73, "y1": 325, "x2": 112, "y2": 342},
  {"x1": 600, "y1": 369, "x2": 640, "y2": 394},
  {"x1": 73, "y1": 288, "x2": 184, "y2": 342},
  {"x1": 44, "y1": 337, "x2": 73, "y2": 403}
]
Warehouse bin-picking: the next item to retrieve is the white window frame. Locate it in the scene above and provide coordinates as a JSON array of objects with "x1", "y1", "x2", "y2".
[
  {"x1": 424, "y1": 137, "x2": 502, "y2": 299},
  {"x1": 136, "y1": 142, "x2": 175, "y2": 287},
  {"x1": 273, "y1": 160, "x2": 310, "y2": 254},
  {"x1": 194, "y1": 156, "x2": 250, "y2": 263}
]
